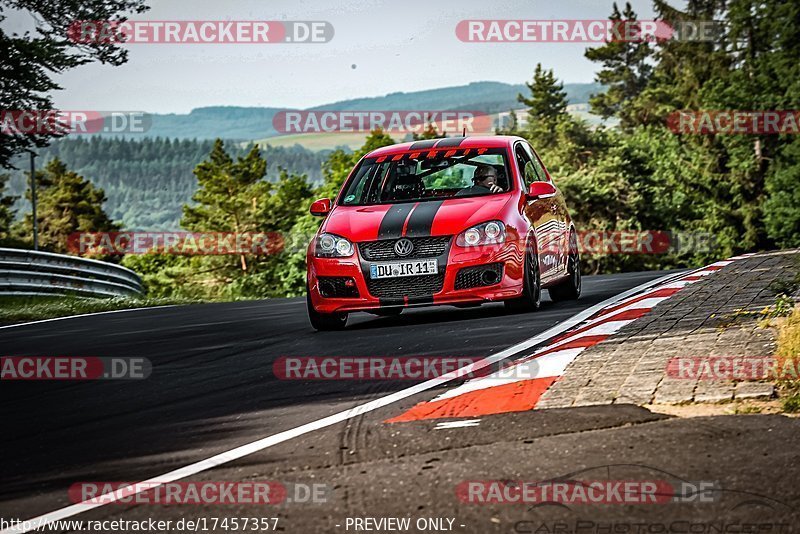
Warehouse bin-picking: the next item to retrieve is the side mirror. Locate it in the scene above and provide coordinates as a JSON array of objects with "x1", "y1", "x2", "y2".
[
  {"x1": 309, "y1": 198, "x2": 332, "y2": 216},
  {"x1": 526, "y1": 181, "x2": 557, "y2": 200}
]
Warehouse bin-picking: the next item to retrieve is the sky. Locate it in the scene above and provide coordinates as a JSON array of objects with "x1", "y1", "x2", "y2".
[{"x1": 3, "y1": 0, "x2": 660, "y2": 114}]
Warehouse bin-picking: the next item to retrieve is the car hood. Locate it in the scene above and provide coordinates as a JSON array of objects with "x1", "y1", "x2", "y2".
[{"x1": 322, "y1": 194, "x2": 514, "y2": 242}]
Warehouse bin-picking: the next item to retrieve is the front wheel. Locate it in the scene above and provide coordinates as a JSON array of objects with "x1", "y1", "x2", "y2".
[
  {"x1": 548, "y1": 231, "x2": 581, "y2": 302},
  {"x1": 505, "y1": 243, "x2": 541, "y2": 313},
  {"x1": 307, "y1": 291, "x2": 348, "y2": 331}
]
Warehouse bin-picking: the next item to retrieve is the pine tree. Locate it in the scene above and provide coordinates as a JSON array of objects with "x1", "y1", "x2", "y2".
[
  {"x1": 584, "y1": 2, "x2": 653, "y2": 127},
  {"x1": 14, "y1": 158, "x2": 117, "y2": 252},
  {"x1": 518, "y1": 63, "x2": 569, "y2": 125},
  {"x1": 516, "y1": 64, "x2": 597, "y2": 174},
  {"x1": 182, "y1": 139, "x2": 269, "y2": 272}
]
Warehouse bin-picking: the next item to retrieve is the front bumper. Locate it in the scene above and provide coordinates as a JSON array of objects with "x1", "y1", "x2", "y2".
[{"x1": 307, "y1": 239, "x2": 525, "y2": 314}]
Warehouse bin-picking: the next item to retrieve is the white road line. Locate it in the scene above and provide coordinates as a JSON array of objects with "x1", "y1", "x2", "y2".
[
  {"x1": 0, "y1": 305, "x2": 178, "y2": 331},
  {"x1": 434, "y1": 420, "x2": 482, "y2": 429},
  {"x1": 0, "y1": 271, "x2": 683, "y2": 534},
  {"x1": 434, "y1": 347, "x2": 586, "y2": 401}
]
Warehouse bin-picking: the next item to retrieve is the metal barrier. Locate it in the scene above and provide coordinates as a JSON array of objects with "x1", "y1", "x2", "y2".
[{"x1": 0, "y1": 248, "x2": 144, "y2": 298}]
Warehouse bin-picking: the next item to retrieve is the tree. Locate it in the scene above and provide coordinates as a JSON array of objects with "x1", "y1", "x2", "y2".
[
  {"x1": 0, "y1": 0, "x2": 149, "y2": 168},
  {"x1": 495, "y1": 109, "x2": 519, "y2": 135},
  {"x1": 516, "y1": 65, "x2": 599, "y2": 176},
  {"x1": 182, "y1": 139, "x2": 270, "y2": 273},
  {"x1": 584, "y1": 2, "x2": 653, "y2": 127},
  {"x1": 412, "y1": 123, "x2": 445, "y2": 140},
  {"x1": 0, "y1": 174, "x2": 17, "y2": 244},
  {"x1": 518, "y1": 63, "x2": 569, "y2": 125},
  {"x1": 765, "y1": 138, "x2": 800, "y2": 248},
  {"x1": 175, "y1": 139, "x2": 318, "y2": 299},
  {"x1": 517, "y1": 64, "x2": 576, "y2": 153},
  {"x1": 14, "y1": 158, "x2": 118, "y2": 252},
  {"x1": 629, "y1": 0, "x2": 800, "y2": 252}
]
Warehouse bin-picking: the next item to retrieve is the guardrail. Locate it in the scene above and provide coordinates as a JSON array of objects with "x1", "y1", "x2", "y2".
[{"x1": 0, "y1": 248, "x2": 145, "y2": 299}]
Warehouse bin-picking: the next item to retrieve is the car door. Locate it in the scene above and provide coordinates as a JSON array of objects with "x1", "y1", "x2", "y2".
[
  {"x1": 515, "y1": 141, "x2": 560, "y2": 282},
  {"x1": 522, "y1": 142, "x2": 570, "y2": 278}
]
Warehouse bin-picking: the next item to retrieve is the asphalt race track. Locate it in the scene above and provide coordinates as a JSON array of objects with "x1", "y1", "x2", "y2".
[{"x1": 3, "y1": 269, "x2": 800, "y2": 533}]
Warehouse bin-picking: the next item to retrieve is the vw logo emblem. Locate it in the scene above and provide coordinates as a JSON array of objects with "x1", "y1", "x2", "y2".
[{"x1": 394, "y1": 238, "x2": 414, "y2": 257}]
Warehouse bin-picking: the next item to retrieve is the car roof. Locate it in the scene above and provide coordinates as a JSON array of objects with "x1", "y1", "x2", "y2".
[{"x1": 364, "y1": 135, "x2": 525, "y2": 159}]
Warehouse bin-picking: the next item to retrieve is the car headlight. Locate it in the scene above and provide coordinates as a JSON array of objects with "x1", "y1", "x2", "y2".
[
  {"x1": 315, "y1": 233, "x2": 354, "y2": 257},
  {"x1": 456, "y1": 221, "x2": 506, "y2": 247}
]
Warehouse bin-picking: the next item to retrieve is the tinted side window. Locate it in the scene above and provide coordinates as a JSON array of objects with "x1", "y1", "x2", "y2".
[
  {"x1": 521, "y1": 142, "x2": 547, "y2": 182},
  {"x1": 514, "y1": 144, "x2": 539, "y2": 187}
]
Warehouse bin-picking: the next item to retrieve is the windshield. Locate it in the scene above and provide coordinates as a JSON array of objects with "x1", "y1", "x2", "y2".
[{"x1": 339, "y1": 147, "x2": 511, "y2": 205}]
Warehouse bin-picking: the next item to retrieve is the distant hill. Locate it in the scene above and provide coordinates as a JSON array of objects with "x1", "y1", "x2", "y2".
[
  {"x1": 129, "y1": 81, "x2": 604, "y2": 141},
  {"x1": 307, "y1": 81, "x2": 602, "y2": 114},
  {"x1": 139, "y1": 107, "x2": 284, "y2": 142},
  {"x1": 7, "y1": 138, "x2": 330, "y2": 230}
]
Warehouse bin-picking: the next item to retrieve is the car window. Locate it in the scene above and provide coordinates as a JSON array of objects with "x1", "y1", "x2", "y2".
[
  {"x1": 521, "y1": 142, "x2": 548, "y2": 182},
  {"x1": 514, "y1": 144, "x2": 539, "y2": 187},
  {"x1": 338, "y1": 148, "x2": 512, "y2": 205}
]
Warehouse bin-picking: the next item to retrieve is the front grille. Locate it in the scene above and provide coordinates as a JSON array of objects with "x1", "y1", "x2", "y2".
[
  {"x1": 359, "y1": 236, "x2": 451, "y2": 261},
  {"x1": 454, "y1": 263, "x2": 504, "y2": 290},
  {"x1": 366, "y1": 273, "x2": 445, "y2": 299},
  {"x1": 318, "y1": 276, "x2": 359, "y2": 298}
]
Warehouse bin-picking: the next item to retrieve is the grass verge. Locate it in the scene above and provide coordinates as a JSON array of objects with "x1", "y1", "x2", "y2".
[
  {"x1": 0, "y1": 295, "x2": 203, "y2": 326},
  {"x1": 776, "y1": 305, "x2": 800, "y2": 412}
]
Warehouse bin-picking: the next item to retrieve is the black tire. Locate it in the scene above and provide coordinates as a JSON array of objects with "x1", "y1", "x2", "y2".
[
  {"x1": 368, "y1": 308, "x2": 403, "y2": 317},
  {"x1": 548, "y1": 231, "x2": 581, "y2": 302},
  {"x1": 307, "y1": 291, "x2": 348, "y2": 331},
  {"x1": 505, "y1": 240, "x2": 541, "y2": 313}
]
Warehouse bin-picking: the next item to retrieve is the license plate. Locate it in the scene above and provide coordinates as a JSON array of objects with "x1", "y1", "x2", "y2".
[{"x1": 369, "y1": 259, "x2": 438, "y2": 279}]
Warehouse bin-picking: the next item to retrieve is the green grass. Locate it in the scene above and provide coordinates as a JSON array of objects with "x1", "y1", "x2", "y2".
[
  {"x1": 734, "y1": 404, "x2": 763, "y2": 414},
  {"x1": 776, "y1": 305, "x2": 800, "y2": 412},
  {"x1": 783, "y1": 393, "x2": 800, "y2": 413},
  {"x1": 0, "y1": 295, "x2": 202, "y2": 325}
]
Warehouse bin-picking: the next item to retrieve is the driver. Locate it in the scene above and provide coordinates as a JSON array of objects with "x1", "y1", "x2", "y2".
[{"x1": 455, "y1": 165, "x2": 503, "y2": 196}]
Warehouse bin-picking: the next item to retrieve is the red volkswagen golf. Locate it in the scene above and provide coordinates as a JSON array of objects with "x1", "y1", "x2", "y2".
[{"x1": 305, "y1": 135, "x2": 580, "y2": 330}]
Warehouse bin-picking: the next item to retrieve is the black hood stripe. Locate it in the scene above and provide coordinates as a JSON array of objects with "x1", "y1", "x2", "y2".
[
  {"x1": 434, "y1": 137, "x2": 466, "y2": 148},
  {"x1": 404, "y1": 200, "x2": 445, "y2": 238},
  {"x1": 378, "y1": 203, "x2": 416, "y2": 240},
  {"x1": 408, "y1": 140, "x2": 438, "y2": 150}
]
